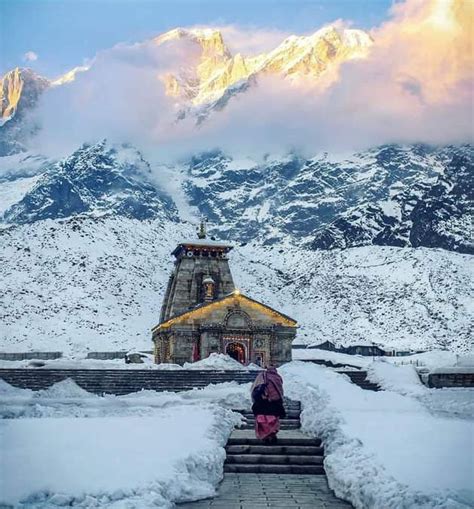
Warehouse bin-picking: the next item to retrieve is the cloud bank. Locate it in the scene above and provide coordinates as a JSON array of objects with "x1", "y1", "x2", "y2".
[{"x1": 30, "y1": 0, "x2": 473, "y2": 160}]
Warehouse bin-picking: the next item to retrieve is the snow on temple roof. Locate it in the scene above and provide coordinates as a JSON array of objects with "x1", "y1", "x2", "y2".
[
  {"x1": 177, "y1": 239, "x2": 233, "y2": 247},
  {"x1": 172, "y1": 239, "x2": 233, "y2": 256}
]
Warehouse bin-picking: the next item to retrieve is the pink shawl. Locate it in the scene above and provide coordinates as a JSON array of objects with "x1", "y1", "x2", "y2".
[{"x1": 251, "y1": 367, "x2": 284, "y2": 402}]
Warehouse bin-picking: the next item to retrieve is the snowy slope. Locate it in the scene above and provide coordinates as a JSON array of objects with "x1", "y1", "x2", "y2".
[
  {"x1": 1, "y1": 141, "x2": 178, "y2": 224},
  {"x1": 0, "y1": 215, "x2": 471, "y2": 354}
]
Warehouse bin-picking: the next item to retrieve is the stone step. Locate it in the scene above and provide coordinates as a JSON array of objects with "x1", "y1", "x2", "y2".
[
  {"x1": 238, "y1": 412, "x2": 300, "y2": 419},
  {"x1": 241, "y1": 418, "x2": 301, "y2": 424},
  {"x1": 228, "y1": 436, "x2": 321, "y2": 447},
  {"x1": 340, "y1": 371, "x2": 380, "y2": 391},
  {"x1": 238, "y1": 421, "x2": 300, "y2": 429},
  {"x1": 238, "y1": 420, "x2": 300, "y2": 425},
  {"x1": 225, "y1": 454, "x2": 323, "y2": 465},
  {"x1": 223, "y1": 464, "x2": 325, "y2": 475},
  {"x1": 225, "y1": 444, "x2": 324, "y2": 455}
]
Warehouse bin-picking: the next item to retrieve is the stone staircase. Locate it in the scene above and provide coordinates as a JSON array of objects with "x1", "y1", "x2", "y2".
[
  {"x1": 235, "y1": 399, "x2": 302, "y2": 430},
  {"x1": 0, "y1": 368, "x2": 379, "y2": 394},
  {"x1": 224, "y1": 400, "x2": 326, "y2": 475},
  {"x1": 342, "y1": 370, "x2": 380, "y2": 391}
]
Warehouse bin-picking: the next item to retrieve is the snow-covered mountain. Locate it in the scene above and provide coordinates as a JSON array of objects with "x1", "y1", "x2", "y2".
[
  {"x1": 2, "y1": 142, "x2": 472, "y2": 254},
  {"x1": 156, "y1": 25, "x2": 372, "y2": 108},
  {"x1": 182, "y1": 144, "x2": 473, "y2": 254},
  {"x1": 1, "y1": 141, "x2": 177, "y2": 224},
  {"x1": 0, "y1": 141, "x2": 472, "y2": 354},
  {"x1": 0, "y1": 24, "x2": 373, "y2": 153}
]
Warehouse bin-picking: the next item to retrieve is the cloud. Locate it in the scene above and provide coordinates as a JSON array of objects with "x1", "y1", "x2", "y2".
[
  {"x1": 218, "y1": 25, "x2": 291, "y2": 55},
  {"x1": 29, "y1": 0, "x2": 473, "y2": 161},
  {"x1": 23, "y1": 51, "x2": 38, "y2": 62}
]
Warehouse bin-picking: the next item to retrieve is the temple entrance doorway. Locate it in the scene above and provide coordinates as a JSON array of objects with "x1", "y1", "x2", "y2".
[{"x1": 226, "y1": 342, "x2": 246, "y2": 364}]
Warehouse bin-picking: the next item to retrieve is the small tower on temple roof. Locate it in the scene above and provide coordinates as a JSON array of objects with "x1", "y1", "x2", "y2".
[
  {"x1": 197, "y1": 219, "x2": 207, "y2": 239},
  {"x1": 158, "y1": 221, "x2": 235, "y2": 322}
]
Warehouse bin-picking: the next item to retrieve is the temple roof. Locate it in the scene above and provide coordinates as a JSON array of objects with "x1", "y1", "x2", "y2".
[
  {"x1": 177, "y1": 239, "x2": 233, "y2": 247},
  {"x1": 171, "y1": 239, "x2": 233, "y2": 256},
  {"x1": 152, "y1": 291, "x2": 297, "y2": 331}
]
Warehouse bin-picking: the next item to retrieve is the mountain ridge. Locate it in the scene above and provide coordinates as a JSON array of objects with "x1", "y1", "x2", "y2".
[{"x1": 1, "y1": 141, "x2": 472, "y2": 255}]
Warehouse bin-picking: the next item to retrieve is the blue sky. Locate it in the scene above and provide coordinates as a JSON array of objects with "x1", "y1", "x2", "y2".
[{"x1": 0, "y1": 0, "x2": 395, "y2": 77}]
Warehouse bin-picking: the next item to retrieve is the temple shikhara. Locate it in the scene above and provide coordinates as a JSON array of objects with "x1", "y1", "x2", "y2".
[{"x1": 152, "y1": 225, "x2": 297, "y2": 366}]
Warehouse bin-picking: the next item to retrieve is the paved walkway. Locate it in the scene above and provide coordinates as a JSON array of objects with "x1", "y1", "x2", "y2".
[{"x1": 178, "y1": 473, "x2": 352, "y2": 508}]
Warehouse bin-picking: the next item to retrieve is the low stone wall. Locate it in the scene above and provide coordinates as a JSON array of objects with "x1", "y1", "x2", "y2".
[
  {"x1": 86, "y1": 351, "x2": 153, "y2": 360},
  {"x1": 86, "y1": 351, "x2": 128, "y2": 360},
  {"x1": 0, "y1": 369, "x2": 258, "y2": 395},
  {"x1": 0, "y1": 352, "x2": 63, "y2": 361},
  {"x1": 428, "y1": 372, "x2": 474, "y2": 388}
]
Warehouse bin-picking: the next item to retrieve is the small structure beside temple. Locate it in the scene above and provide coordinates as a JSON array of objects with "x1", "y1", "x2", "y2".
[{"x1": 152, "y1": 225, "x2": 297, "y2": 366}]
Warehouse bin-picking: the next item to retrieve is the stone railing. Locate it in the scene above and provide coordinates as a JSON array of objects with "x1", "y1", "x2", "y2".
[{"x1": 0, "y1": 352, "x2": 63, "y2": 361}]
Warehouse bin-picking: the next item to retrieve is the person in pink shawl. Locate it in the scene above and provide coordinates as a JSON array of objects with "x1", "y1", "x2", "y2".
[{"x1": 251, "y1": 365, "x2": 286, "y2": 444}]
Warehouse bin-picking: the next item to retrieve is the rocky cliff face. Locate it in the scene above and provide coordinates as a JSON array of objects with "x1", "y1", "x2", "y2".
[
  {"x1": 182, "y1": 144, "x2": 473, "y2": 254},
  {"x1": 1, "y1": 68, "x2": 49, "y2": 124},
  {"x1": 0, "y1": 68, "x2": 49, "y2": 155},
  {"x1": 1, "y1": 141, "x2": 472, "y2": 255}
]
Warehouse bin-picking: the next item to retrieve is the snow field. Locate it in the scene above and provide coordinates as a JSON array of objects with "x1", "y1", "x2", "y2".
[
  {"x1": 0, "y1": 379, "x2": 249, "y2": 508},
  {"x1": 1, "y1": 359, "x2": 473, "y2": 508},
  {"x1": 280, "y1": 361, "x2": 474, "y2": 509}
]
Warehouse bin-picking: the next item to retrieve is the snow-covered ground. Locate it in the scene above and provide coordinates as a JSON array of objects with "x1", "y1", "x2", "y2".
[
  {"x1": 281, "y1": 361, "x2": 474, "y2": 509},
  {"x1": 293, "y1": 348, "x2": 474, "y2": 372},
  {"x1": 292, "y1": 348, "x2": 371, "y2": 368},
  {"x1": 0, "y1": 378, "x2": 250, "y2": 508},
  {"x1": 0, "y1": 352, "x2": 262, "y2": 371},
  {"x1": 367, "y1": 361, "x2": 474, "y2": 420},
  {"x1": 1, "y1": 360, "x2": 473, "y2": 508}
]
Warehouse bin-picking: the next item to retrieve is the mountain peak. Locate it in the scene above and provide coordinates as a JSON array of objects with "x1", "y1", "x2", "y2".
[
  {"x1": 2, "y1": 140, "x2": 179, "y2": 224},
  {"x1": 50, "y1": 65, "x2": 89, "y2": 86},
  {"x1": 154, "y1": 27, "x2": 230, "y2": 57},
  {"x1": 158, "y1": 23, "x2": 373, "y2": 107},
  {"x1": 0, "y1": 66, "x2": 49, "y2": 128}
]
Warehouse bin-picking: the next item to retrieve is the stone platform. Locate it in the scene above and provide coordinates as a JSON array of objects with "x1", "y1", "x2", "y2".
[{"x1": 178, "y1": 472, "x2": 351, "y2": 508}]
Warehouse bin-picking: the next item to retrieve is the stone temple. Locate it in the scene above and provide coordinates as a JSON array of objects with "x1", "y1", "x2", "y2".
[{"x1": 152, "y1": 229, "x2": 297, "y2": 367}]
